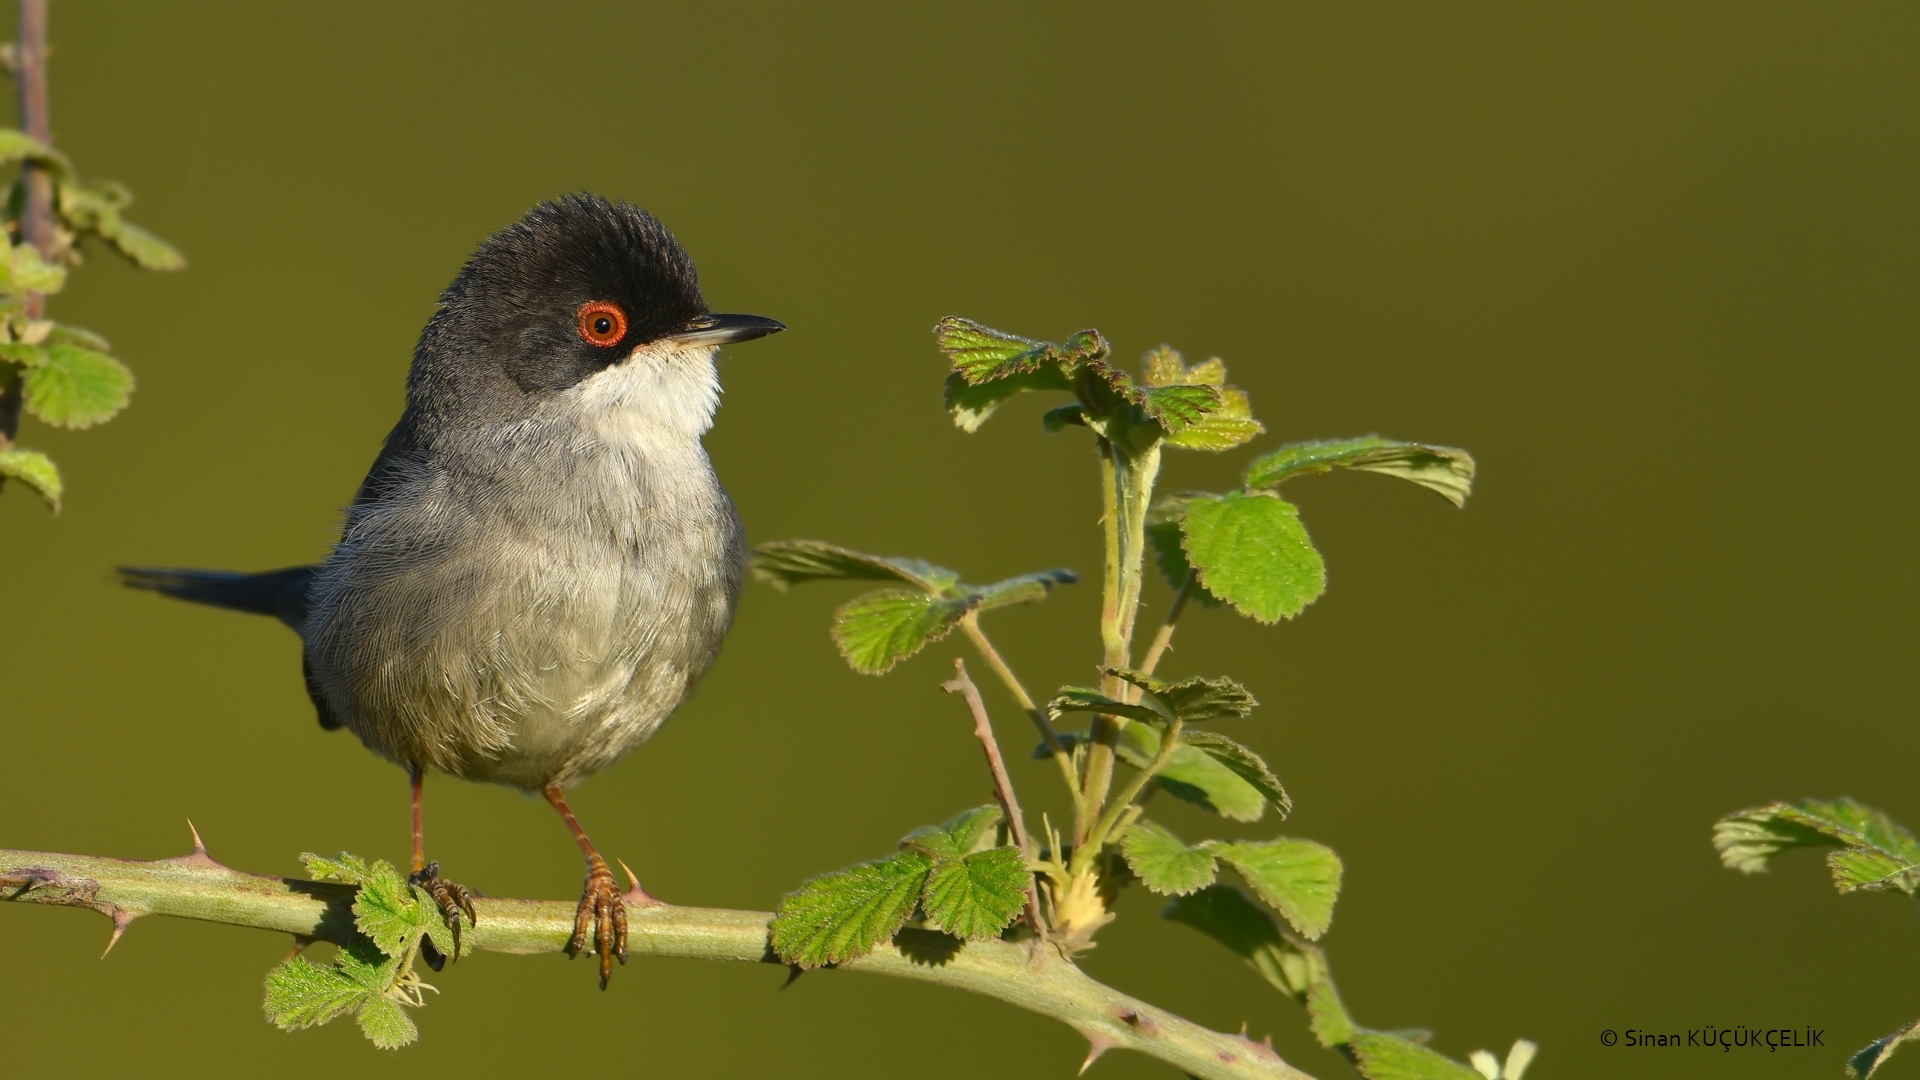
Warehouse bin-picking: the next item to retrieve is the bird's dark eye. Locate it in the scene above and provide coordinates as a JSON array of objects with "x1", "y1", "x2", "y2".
[{"x1": 576, "y1": 301, "x2": 628, "y2": 347}]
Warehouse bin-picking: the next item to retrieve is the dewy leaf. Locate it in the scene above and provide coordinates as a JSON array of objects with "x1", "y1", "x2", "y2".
[
  {"x1": 967, "y1": 568, "x2": 1077, "y2": 614},
  {"x1": 1714, "y1": 798, "x2": 1920, "y2": 895},
  {"x1": 264, "y1": 956, "x2": 367, "y2": 1031},
  {"x1": 1849, "y1": 1017, "x2": 1920, "y2": 1079},
  {"x1": 1181, "y1": 491, "x2": 1326, "y2": 624},
  {"x1": 832, "y1": 590, "x2": 974, "y2": 675},
  {"x1": 1245, "y1": 437, "x2": 1476, "y2": 509},
  {"x1": 1209, "y1": 838, "x2": 1343, "y2": 939},
  {"x1": 1351, "y1": 1033, "x2": 1487, "y2": 1080},
  {"x1": 771, "y1": 852, "x2": 933, "y2": 968},
  {"x1": 0, "y1": 448, "x2": 61, "y2": 510},
  {"x1": 752, "y1": 539, "x2": 959, "y2": 593},
  {"x1": 902, "y1": 805, "x2": 1003, "y2": 860},
  {"x1": 354, "y1": 993, "x2": 420, "y2": 1051},
  {"x1": 1125, "y1": 723, "x2": 1267, "y2": 822},
  {"x1": 1121, "y1": 820, "x2": 1219, "y2": 896},
  {"x1": 107, "y1": 220, "x2": 186, "y2": 271},
  {"x1": 1162, "y1": 885, "x2": 1357, "y2": 1048},
  {"x1": 22, "y1": 343, "x2": 133, "y2": 429},
  {"x1": 1180, "y1": 731, "x2": 1291, "y2": 817},
  {"x1": 922, "y1": 848, "x2": 1029, "y2": 940},
  {"x1": 1047, "y1": 687, "x2": 1167, "y2": 726}
]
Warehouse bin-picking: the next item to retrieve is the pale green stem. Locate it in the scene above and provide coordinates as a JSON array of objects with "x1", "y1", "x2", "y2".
[
  {"x1": 1080, "y1": 440, "x2": 1127, "y2": 840},
  {"x1": 0, "y1": 846, "x2": 1316, "y2": 1080},
  {"x1": 1075, "y1": 718, "x2": 1183, "y2": 875},
  {"x1": 959, "y1": 614, "x2": 1084, "y2": 819}
]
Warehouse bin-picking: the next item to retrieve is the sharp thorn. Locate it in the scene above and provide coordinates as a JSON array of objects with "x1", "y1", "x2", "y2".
[
  {"x1": 171, "y1": 819, "x2": 223, "y2": 869},
  {"x1": 1079, "y1": 1034, "x2": 1116, "y2": 1075},
  {"x1": 187, "y1": 818, "x2": 207, "y2": 856},
  {"x1": 780, "y1": 964, "x2": 804, "y2": 991},
  {"x1": 101, "y1": 908, "x2": 135, "y2": 958}
]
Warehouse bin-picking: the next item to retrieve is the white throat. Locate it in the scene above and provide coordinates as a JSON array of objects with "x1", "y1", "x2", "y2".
[{"x1": 568, "y1": 340, "x2": 722, "y2": 452}]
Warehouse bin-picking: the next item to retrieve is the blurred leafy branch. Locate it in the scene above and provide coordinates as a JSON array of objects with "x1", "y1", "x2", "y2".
[
  {"x1": 0, "y1": 0, "x2": 184, "y2": 513},
  {"x1": 1716, "y1": 799, "x2": 1920, "y2": 1078}
]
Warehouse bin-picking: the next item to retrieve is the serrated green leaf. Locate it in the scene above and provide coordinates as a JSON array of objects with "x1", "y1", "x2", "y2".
[
  {"x1": 1122, "y1": 820, "x2": 1219, "y2": 896},
  {"x1": 1351, "y1": 1033, "x2": 1486, "y2": 1080},
  {"x1": 1714, "y1": 798, "x2": 1920, "y2": 894},
  {"x1": 1245, "y1": 437, "x2": 1475, "y2": 508},
  {"x1": 967, "y1": 568, "x2": 1077, "y2": 613},
  {"x1": 1147, "y1": 494, "x2": 1223, "y2": 604},
  {"x1": 302, "y1": 851, "x2": 380, "y2": 885},
  {"x1": 771, "y1": 852, "x2": 933, "y2": 968},
  {"x1": 1210, "y1": 838, "x2": 1343, "y2": 939},
  {"x1": 1181, "y1": 731, "x2": 1290, "y2": 817},
  {"x1": 354, "y1": 993, "x2": 420, "y2": 1050},
  {"x1": 1105, "y1": 668, "x2": 1258, "y2": 724},
  {"x1": 1182, "y1": 491, "x2": 1325, "y2": 623},
  {"x1": 902, "y1": 805, "x2": 1003, "y2": 860},
  {"x1": 923, "y1": 848, "x2": 1028, "y2": 940},
  {"x1": 9, "y1": 243, "x2": 66, "y2": 292},
  {"x1": 22, "y1": 343, "x2": 133, "y2": 429},
  {"x1": 831, "y1": 589, "x2": 972, "y2": 674},
  {"x1": 1046, "y1": 687, "x2": 1167, "y2": 726},
  {"x1": 352, "y1": 864, "x2": 428, "y2": 958},
  {"x1": 334, "y1": 939, "x2": 401, "y2": 989},
  {"x1": 945, "y1": 368, "x2": 1075, "y2": 432},
  {"x1": 751, "y1": 539, "x2": 959, "y2": 593},
  {"x1": 1849, "y1": 1018, "x2": 1920, "y2": 1079},
  {"x1": 1137, "y1": 383, "x2": 1223, "y2": 433},
  {"x1": 0, "y1": 342, "x2": 46, "y2": 367},
  {"x1": 935, "y1": 316, "x2": 1049, "y2": 381},
  {"x1": 0, "y1": 448, "x2": 61, "y2": 510},
  {"x1": 1162, "y1": 885, "x2": 1356, "y2": 1047},
  {"x1": 107, "y1": 220, "x2": 185, "y2": 271},
  {"x1": 1124, "y1": 723, "x2": 1267, "y2": 822},
  {"x1": 264, "y1": 955, "x2": 367, "y2": 1030}
]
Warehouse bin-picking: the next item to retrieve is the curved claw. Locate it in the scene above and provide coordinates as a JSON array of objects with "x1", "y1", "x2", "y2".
[
  {"x1": 409, "y1": 861, "x2": 477, "y2": 960},
  {"x1": 568, "y1": 855, "x2": 628, "y2": 989}
]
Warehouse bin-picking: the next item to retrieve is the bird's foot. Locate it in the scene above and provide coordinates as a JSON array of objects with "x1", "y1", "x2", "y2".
[
  {"x1": 568, "y1": 854, "x2": 628, "y2": 989},
  {"x1": 409, "y1": 861, "x2": 476, "y2": 970}
]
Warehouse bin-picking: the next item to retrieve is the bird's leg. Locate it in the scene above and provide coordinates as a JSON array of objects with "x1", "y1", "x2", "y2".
[
  {"x1": 543, "y1": 784, "x2": 649, "y2": 989},
  {"x1": 405, "y1": 766, "x2": 475, "y2": 968}
]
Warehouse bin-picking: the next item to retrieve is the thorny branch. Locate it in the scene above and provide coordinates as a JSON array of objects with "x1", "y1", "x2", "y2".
[
  {"x1": 942, "y1": 657, "x2": 1046, "y2": 939},
  {"x1": 0, "y1": 840, "x2": 1317, "y2": 1080}
]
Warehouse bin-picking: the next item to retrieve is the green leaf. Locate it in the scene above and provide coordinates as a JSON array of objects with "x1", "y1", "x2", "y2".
[
  {"x1": 1138, "y1": 346, "x2": 1262, "y2": 450},
  {"x1": 22, "y1": 343, "x2": 133, "y2": 429},
  {"x1": 935, "y1": 316, "x2": 1050, "y2": 381},
  {"x1": 1182, "y1": 491, "x2": 1326, "y2": 623},
  {"x1": 752, "y1": 539, "x2": 959, "y2": 593},
  {"x1": 945, "y1": 367, "x2": 1074, "y2": 432},
  {"x1": 1146, "y1": 494, "x2": 1223, "y2": 604},
  {"x1": 1046, "y1": 687, "x2": 1167, "y2": 726},
  {"x1": 1850, "y1": 1018, "x2": 1920, "y2": 1079},
  {"x1": 1122, "y1": 820, "x2": 1219, "y2": 896},
  {"x1": 1209, "y1": 838, "x2": 1343, "y2": 939},
  {"x1": 1106, "y1": 668, "x2": 1259, "y2": 724},
  {"x1": 902, "y1": 805, "x2": 1003, "y2": 860},
  {"x1": 1040, "y1": 402, "x2": 1086, "y2": 431},
  {"x1": 1136, "y1": 383, "x2": 1223, "y2": 434},
  {"x1": 45, "y1": 323, "x2": 111, "y2": 351},
  {"x1": 106, "y1": 220, "x2": 185, "y2": 271},
  {"x1": 771, "y1": 852, "x2": 933, "y2": 968},
  {"x1": 0, "y1": 129, "x2": 69, "y2": 171},
  {"x1": 1180, "y1": 731, "x2": 1290, "y2": 817},
  {"x1": 922, "y1": 848, "x2": 1029, "y2": 940},
  {"x1": 354, "y1": 993, "x2": 420, "y2": 1050},
  {"x1": 1245, "y1": 437, "x2": 1475, "y2": 509},
  {"x1": 1714, "y1": 798, "x2": 1920, "y2": 895},
  {"x1": 264, "y1": 955, "x2": 367, "y2": 1030},
  {"x1": 0, "y1": 448, "x2": 61, "y2": 510},
  {"x1": 934, "y1": 317, "x2": 1106, "y2": 431},
  {"x1": 831, "y1": 590, "x2": 973, "y2": 674},
  {"x1": 1162, "y1": 886, "x2": 1357, "y2": 1047},
  {"x1": 351, "y1": 863, "x2": 430, "y2": 958},
  {"x1": 1124, "y1": 724, "x2": 1267, "y2": 822},
  {"x1": 967, "y1": 568, "x2": 1077, "y2": 613},
  {"x1": 1351, "y1": 1033, "x2": 1486, "y2": 1080},
  {"x1": 9, "y1": 243, "x2": 67, "y2": 293}
]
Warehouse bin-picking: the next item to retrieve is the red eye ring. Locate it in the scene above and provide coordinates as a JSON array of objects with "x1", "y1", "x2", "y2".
[{"x1": 576, "y1": 301, "x2": 628, "y2": 347}]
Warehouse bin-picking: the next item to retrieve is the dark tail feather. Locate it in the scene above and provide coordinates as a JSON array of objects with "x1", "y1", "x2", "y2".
[{"x1": 119, "y1": 565, "x2": 316, "y2": 631}]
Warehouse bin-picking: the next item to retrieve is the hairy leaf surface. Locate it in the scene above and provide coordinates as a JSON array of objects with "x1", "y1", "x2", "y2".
[
  {"x1": 752, "y1": 540, "x2": 959, "y2": 593},
  {"x1": 1245, "y1": 437, "x2": 1475, "y2": 508},
  {"x1": 0, "y1": 448, "x2": 61, "y2": 509},
  {"x1": 1162, "y1": 886, "x2": 1357, "y2": 1047},
  {"x1": 1182, "y1": 491, "x2": 1325, "y2": 623},
  {"x1": 1124, "y1": 724, "x2": 1267, "y2": 822},
  {"x1": 1715, "y1": 798, "x2": 1920, "y2": 895},
  {"x1": 22, "y1": 343, "x2": 132, "y2": 429},
  {"x1": 1180, "y1": 731, "x2": 1290, "y2": 817},
  {"x1": 771, "y1": 852, "x2": 933, "y2": 968},
  {"x1": 1122, "y1": 820, "x2": 1219, "y2": 896},
  {"x1": 1106, "y1": 668, "x2": 1258, "y2": 724},
  {"x1": 902, "y1": 805, "x2": 1003, "y2": 860},
  {"x1": 264, "y1": 956, "x2": 365, "y2": 1030},
  {"x1": 832, "y1": 590, "x2": 973, "y2": 675},
  {"x1": 1210, "y1": 838, "x2": 1343, "y2": 939},
  {"x1": 923, "y1": 847, "x2": 1028, "y2": 940},
  {"x1": 1351, "y1": 1033, "x2": 1486, "y2": 1080}
]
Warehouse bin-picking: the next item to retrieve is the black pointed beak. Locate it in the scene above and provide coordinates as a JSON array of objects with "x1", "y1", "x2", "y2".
[{"x1": 667, "y1": 313, "x2": 785, "y2": 347}]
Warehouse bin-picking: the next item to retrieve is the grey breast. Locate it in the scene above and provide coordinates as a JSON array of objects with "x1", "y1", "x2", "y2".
[{"x1": 299, "y1": 409, "x2": 746, "y2": 791}]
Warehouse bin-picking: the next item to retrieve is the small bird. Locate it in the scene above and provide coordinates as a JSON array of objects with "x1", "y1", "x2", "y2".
[{"x1": 123, "y1": 194, "x2": 782, "y2": 986}]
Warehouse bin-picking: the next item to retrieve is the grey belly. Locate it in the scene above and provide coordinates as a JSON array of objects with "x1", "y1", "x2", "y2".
[{"x1": 302, "y1": 489, "x2": 745, "y2": 791}]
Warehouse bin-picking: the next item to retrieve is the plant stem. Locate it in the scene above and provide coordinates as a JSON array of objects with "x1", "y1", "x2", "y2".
[
  {"x1": 1139, "y1": 568, "x2": 1196, "y2": 678},
  {"x1": 1075, "y1": 718, "x2": 1183, "y2": 874},
  {"x1": 1080, "y1": 439, "x2": 1127, "y2": 841},
  {"x1": 1, "y1": 0, "x2": 49, "y2": 448},
  {"x1": 959, "y1": 613, "x2": 1083, "y2": 817},
  {"x1": 0, "y1": 845, "x2": 1317, "y2": 1080},
  {"x1": 942, "y1": 658, "x2": 1046, "y2": 938}
]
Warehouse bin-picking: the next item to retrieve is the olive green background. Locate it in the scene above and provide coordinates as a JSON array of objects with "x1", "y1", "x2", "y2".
[{"x1": 3, "y1": 3, "x2": 1915, "y2": 1077}]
